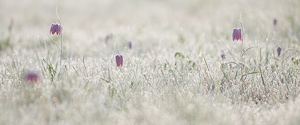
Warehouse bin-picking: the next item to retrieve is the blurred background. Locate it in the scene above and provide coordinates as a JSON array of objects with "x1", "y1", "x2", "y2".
[{"x1": 1, "y1": 0, "x2": 298, "y2": 56}]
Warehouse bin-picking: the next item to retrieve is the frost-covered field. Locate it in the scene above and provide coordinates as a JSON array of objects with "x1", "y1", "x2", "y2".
[{"x1": 0, "y1": 0, "x2": 300, "y2": 124}]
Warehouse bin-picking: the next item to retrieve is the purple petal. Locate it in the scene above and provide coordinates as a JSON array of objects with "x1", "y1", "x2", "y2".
[
  {"x1": 57, "y1": 25, "x2": 61, "y2": 35},
  {"x1": 50, "y1": 24, "x2": 56, "y2": 34},
  {"x1": 53, "y1": 24, "x2": 58, "y2": 34}
]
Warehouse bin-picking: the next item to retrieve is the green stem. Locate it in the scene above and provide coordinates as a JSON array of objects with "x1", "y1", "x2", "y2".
[{"x1": 60, "y1": 32, "x2": 63, "y2": 66}]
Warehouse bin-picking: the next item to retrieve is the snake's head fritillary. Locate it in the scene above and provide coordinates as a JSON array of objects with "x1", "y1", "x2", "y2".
[
  {"x1": 128, "y1": 41, "x2": 132, "y2": 49},
  {"x1": 50, "y1": 23, "x2": 62, "y2": 35},
  {"x1": 277, "y1": 47, "x2": 281, "y2": 57},
  {"x1": 232, "y1": 28, "x2": 242, "y2": 41},
  {"x1": 24, "y1": 70, "x2": 39, "y2": 83},
  {"x1": 116, "y1": 55, "x2": 123, "y2": 67}
]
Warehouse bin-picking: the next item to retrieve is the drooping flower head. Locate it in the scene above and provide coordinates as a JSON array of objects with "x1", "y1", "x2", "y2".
[
  {"x1": 24, "y1": 70, "x2": 39, "y2": 83},
  {"x1": 105, "y1": 34, "x2": 112, "y2": 43},
  {"x1": 50, "y1": 23, "x2": 62, "y2": 35},
  {"x1": 221, "y1": 53, "x2": 226, "y2": 60},
  {"x1": 232, "y1": 28, "x2": 242, "y2": 41},
  {"x1": 273, "y1": 18, "x2": 277, "y2": 26},
  {"x1": 116, "y1": 55, "x2": 123, "y2": 67},
  {"x1": 277, "y1": 47, "x2": 281, "y2": 56},
  {"x1": 128, "y1": 41, "x2": 132, "y2": 49}
]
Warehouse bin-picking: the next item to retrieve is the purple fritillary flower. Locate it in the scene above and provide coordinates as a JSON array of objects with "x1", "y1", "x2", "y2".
[
  {"x1": 232, "y1": 28, "x2": 242, "y2": 41},
  {"x1": 105, "y1": 34, "x2": 112, "y2": 43},
  {"x1": 221, "y1": 53, "x2": 226, "y2": 60},
  {"x1": 128, "y1": 41, "x2": 132, "y2": 49},
  {"x1": 273, "y1": 18, "x2": 277, "y2": 26},
  {"x1": 24, "y1": 70, "x2": 39, "y2": 83},
  {"x1": 50, "y1": 23, "x2": 61, "y2": 35},
  {"x1": 277, "y1": 47, "x2": 281, "y2": 56},
  {"x1": 116, "y1": 55, "x2": 123, "y2": 67}
]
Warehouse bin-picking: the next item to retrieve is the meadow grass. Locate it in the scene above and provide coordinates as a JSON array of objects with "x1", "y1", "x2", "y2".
[{"x1": 0, "y1": 0, "x2": 300, "y2": 124}]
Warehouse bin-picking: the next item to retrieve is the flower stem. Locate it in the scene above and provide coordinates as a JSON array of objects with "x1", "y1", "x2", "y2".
[
  {"x1": 241, "y1": 38, "x2": 243, "y2": 77},
  {"x1": 60, "y1": 32, "x2": 63, "y2": 66},
  {"x1": 56, "y1": 6, "x2": 62, "y2": 66},
  {"x1": 239, "y1": 19, "x2": 244, "y2": 80}
]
